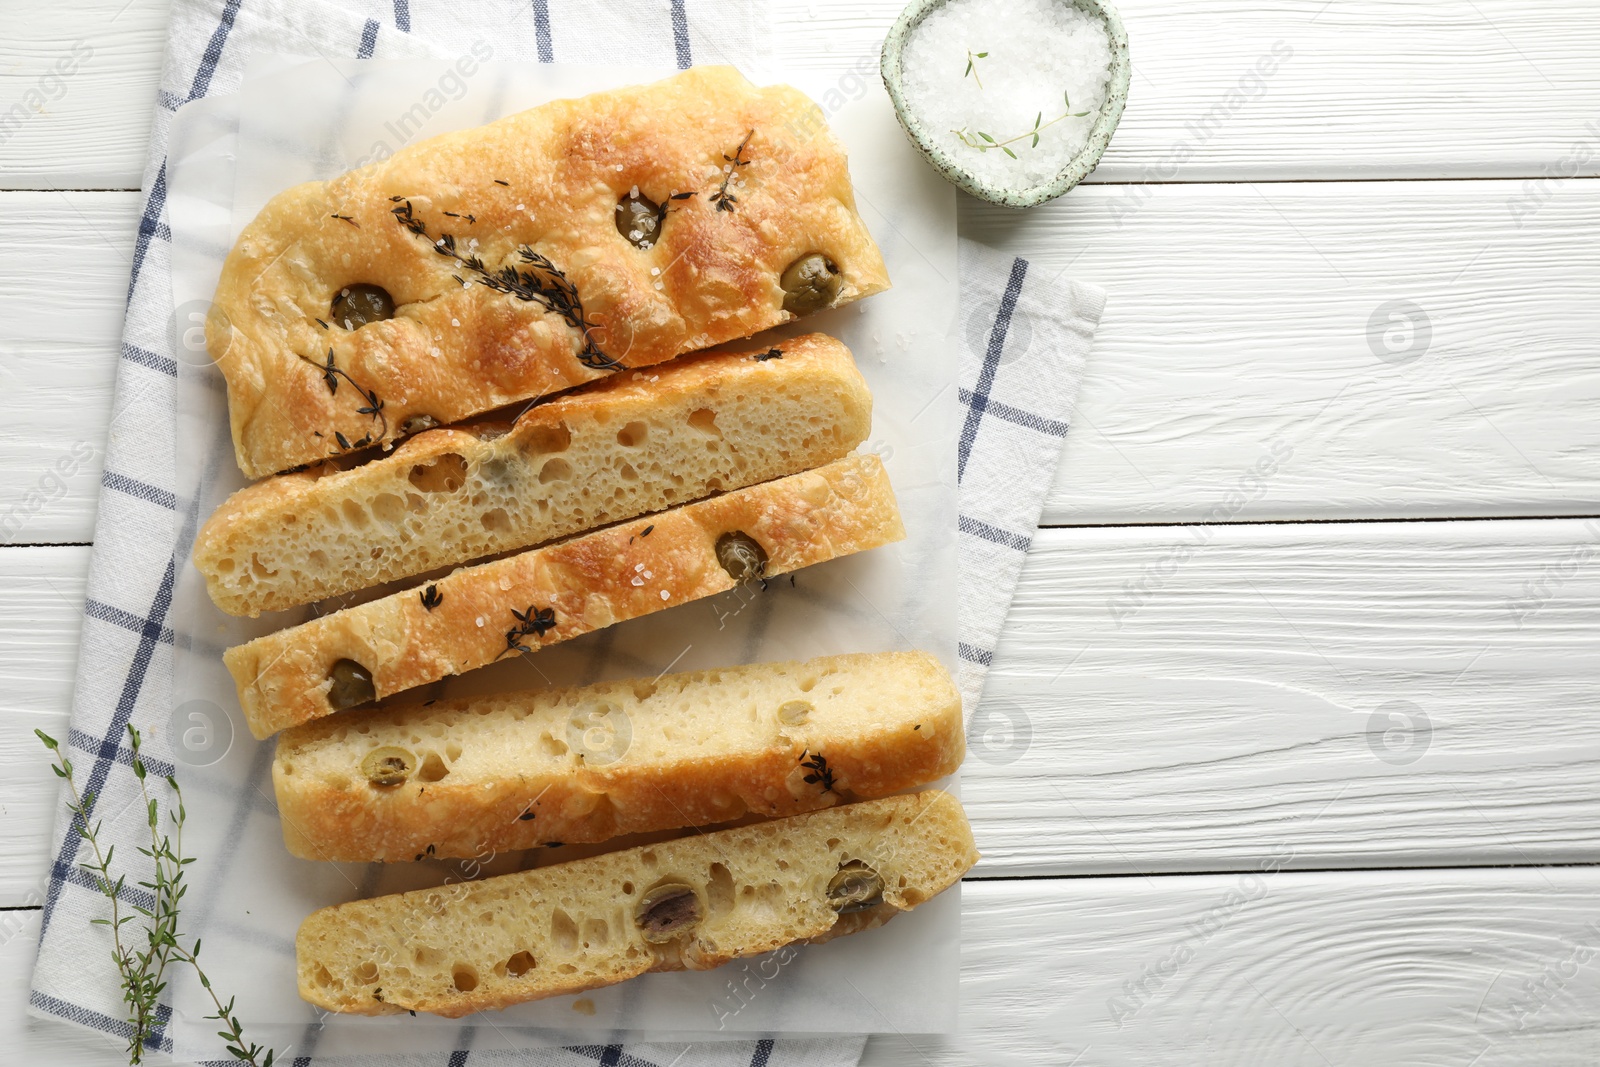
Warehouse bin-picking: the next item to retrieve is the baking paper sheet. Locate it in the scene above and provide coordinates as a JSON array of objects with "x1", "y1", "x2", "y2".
[{"x1": 163, "y1": 55, "x2": 959, "y2": 1061}]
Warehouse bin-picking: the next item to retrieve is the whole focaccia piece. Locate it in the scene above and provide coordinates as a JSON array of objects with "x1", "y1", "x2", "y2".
[
  {"x1": 207, "y1": 66, "x2": 891, "y2": 478},
  {"x1": 225, "y1": 453, "x2": 905, "y2": 739},
  {"x1": 295, "y1": 791, "x2": 977, "y2": 1017},
  {"x1": 273, "y1": 651, "x2": 964, "y2": 862}
]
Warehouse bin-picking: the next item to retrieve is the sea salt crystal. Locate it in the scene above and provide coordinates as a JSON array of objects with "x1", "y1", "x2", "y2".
[
  {"x1": 451, "y1": 318, "x2": 461, "y2": 327},
  {"x1": 632, "y1": 576, "x2": 644, "y2": 586},
  {"x1": 899, "y1": 0, "x2": 1113, "y2": 190},
  {"x1": 660, "y1": 590, "x2": 670, "y2": 600},
  {"x1": 635, "y1": 563, "x2": 645, "y2": 572}
]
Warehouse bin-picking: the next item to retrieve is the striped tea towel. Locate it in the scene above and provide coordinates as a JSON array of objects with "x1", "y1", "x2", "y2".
[{"x1": 27, "y1": 1, "x2": 1106, "y2": 1065}]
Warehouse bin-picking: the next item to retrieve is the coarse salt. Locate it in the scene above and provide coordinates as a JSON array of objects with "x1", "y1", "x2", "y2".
[
  {"x1": 899, "y1": 0, "x2": 1112, "y2": 189},
  {"x1": 660, "y1": 590, "x2": 670, "y2": 600}
]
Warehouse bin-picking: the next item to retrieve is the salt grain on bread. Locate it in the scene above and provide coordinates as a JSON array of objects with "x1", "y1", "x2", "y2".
[
  {"x1": 273, "y1": 650, "x2": 963, "y2": 862},
  {"x1": 207, "y1": 66, "x2": 891, "y2": 478},
  {"x1": 295, "y1": 790, "x2": 977, "y2": 1017},
  {"x1": 226, "y1": 453, "x2": 905, "y2": 739},
  {"x1": 194, "y1": 333, "x2": 872, "y2": 617}
]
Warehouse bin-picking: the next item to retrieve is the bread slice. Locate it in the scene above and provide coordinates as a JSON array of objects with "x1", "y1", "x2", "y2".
[
  {"x1": 194, "y1": 334, "x2": 871, "y2": 617},
  {"x1": 226, "y1": 453, "x2": 904, "y2": 739},
  {"x1": 207, "y1": 66, "x2": 891, "y2": 477},
  {"x1": 273, "y1": 650, "x2": 962, "y2": 863},
  {"x1": 295, "y1": 790, "x2": 976, "y2": 1017}
]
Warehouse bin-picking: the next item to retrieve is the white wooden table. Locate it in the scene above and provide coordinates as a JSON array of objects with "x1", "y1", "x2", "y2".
[{"x1": 5, "y1": 1, "x2": 1600, "y2": 1063}]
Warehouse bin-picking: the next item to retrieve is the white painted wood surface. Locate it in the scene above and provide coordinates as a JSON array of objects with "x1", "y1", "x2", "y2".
[{"x1": 5, "y1": 0, "x2": 1600, "y2": 1064}]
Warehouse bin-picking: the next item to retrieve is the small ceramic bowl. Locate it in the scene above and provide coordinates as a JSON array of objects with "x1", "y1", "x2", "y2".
[{"x1": 880, "y1": 0, "x2": 1130, "y2": 208}]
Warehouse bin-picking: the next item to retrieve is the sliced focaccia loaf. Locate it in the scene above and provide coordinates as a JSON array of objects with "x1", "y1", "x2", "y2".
[
  {"x1": 194, "y1": 334, "x2": 871, "y2": 617},
  {"x1": 226, "y1": 453, "x2": 904, "y2": 739},
  {"x1": 295, "y1": 790, "x2": 976, "y2": 1017},
  {"x1": 273, "y1": 650, "x2": 962, "y2": 863},
  {"x1": 207, "y1": 65, "x2": 891, "y2": 478}
]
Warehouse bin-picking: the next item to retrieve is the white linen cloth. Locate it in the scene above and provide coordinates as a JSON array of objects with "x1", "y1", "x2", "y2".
[{"x1": 27, "y1": 2, "x2": 1106, "y2": 1064}]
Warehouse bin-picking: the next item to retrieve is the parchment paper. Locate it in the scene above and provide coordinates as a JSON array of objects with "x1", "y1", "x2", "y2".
[{"x1": 163, "y1": 55, "x2": 959, "y2": 1061}]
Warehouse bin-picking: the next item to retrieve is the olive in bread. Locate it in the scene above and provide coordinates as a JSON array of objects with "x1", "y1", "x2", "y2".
[
  {"x1": 206, "y1": 66, "x2": 891, "y2": 478},
  {"x1": 273, "y1": 650, "x2": 962, "y2": 862},
  {"x1": 295, "y1": 790, "x2": 977, "y2": 1017},
  {"x1": 194, "y1": 333, "x2": 872, "y2": 617},
  {"x1": 226, "y1": 452, "x2": 905, "y2": 739}
]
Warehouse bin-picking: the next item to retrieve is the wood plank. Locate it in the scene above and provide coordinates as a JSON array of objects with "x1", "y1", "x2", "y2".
[
  {"x1": 10, "y1": 179, "x2": 1600, "y2": 540},
  {"x1": 961, "y1": 180, "x2": 1600, "y2": 524},
  {"x1": 7, "y1": 872, "x2": 1599, "y2": 1065},
  {"x1": 0, "y1": 0, "x2": 170, "y2": 190},
  {"x1": 860, "y1": 871, "x2": 1600, "y2": 1066},
  {"x1": 967, "y1": 519, "x2": 1600, "y2": 875},
  {"x1": 12, "y1": 1, "x2": 1600, "y2": 188},
  {"x1": 7, "y1": 519, "x2": 1600, "y2": 898},
  {"x1": 0, "y1": 193, "x2": 131, "y2": 545}
]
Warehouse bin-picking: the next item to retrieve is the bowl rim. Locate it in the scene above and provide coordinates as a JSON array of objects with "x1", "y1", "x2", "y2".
[{"x1": 879, "y1": 0, "x2": 1131, "y2": 208}]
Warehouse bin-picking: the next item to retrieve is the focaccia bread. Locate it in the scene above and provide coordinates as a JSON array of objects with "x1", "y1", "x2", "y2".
[
  {"x1": 226, "y1": 453, "x2": 904, "y2": 739},
  {"x1": 273, "y1": 651, "x2": 963, "y2": 863},
  {"x1": 207, "y1": 65, "x2": 892, "y2": 477},
  {"x1": 295, "y1": 790, "x2": 977, "y2": 1016},
  {"x1": 194, "y1": 333, "x2": 872, "y2": 617}
]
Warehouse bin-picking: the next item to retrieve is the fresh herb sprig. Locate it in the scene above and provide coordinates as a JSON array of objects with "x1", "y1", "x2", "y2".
[
  {"x1": 963, "y1": 49, "x2": 988, "y2": 89},
  {"x1": 389, "y1": 197, "x2": 619, "y2": 372},
  {"x1": 36, "y1": 727, "x2": 277, "y2": 1067},
  {"x1": 799, "y1": 750, "x2": 837, "y2": 795},
  {"x1": 498, "y1": 604, "x2": 558, "y2": 658},
  {"x1": 953, "y1": 89, "x2": 1092, "y2": 158},
  {"x1": 296, "y1": 349, "x2": 388, "y2": 455},
  {"x1": 708, "y1": 131, "x2": 754, "y2": 212}
]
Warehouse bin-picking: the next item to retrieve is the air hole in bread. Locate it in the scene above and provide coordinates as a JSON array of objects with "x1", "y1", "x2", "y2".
[
  {"x1": 452, "y1": 964, "x2": 479, "y2": 992},
  {"x1": 616, "y1": 421, "x2": 647, "y2": 447},
  {"x1": 250, "y1": 553, "x2": 278, "y2": 578},
  {"x1": 313, "y1": 963, "x2": 335, "y2": 988},
  {"x1": 340, "y1": 499, "x2": 369, "y2": 529},
  {"x1": 505, "y1": 950, "x2": 536, "y2": 977},
  {"x1": 621, "y1": 881, "x2": 635, "y2": 895},
  {"x1": 521, "y1": 423, "x2": 572, "y2": 455},
  {"x1": 687, "y1": 408, "x2": 721, "y2": 438},
  {"x1": 372, "y1": 493, "x2": 405, "y2": 526},
  {"x1": 582, "y1": 918, "x2": 610, "y2": 947},
  {"x1": 414, "y1": 944, "x2": 445, "y2": 967},
  {"x1": 353, "y1": 960, "x2": 379, "y2": 983},
  {"x1": 798, "y1": 675, "x2": 819, "y2": 693},
  {"x1": 415, "y1": 751, "x2": 450, "y2": 783},
  {"x1": 706, "y1": 863, "x2": 735, "y2": 918},
  {"x1": 408, "y1": 453, "x2": 468, "y2": 493},
  {"x1": 539, "y1": 457, "x2": 573, "y2": 484},
  {"x1": 216, "y1": 557, "x2": 235, "y2": 574},
  {"x1": 482, "y1": 507, "x2": 511, "y2": 532},
  {"x1": 618, "y1": 462, "x2": 638, "y2": 482},
  {"x1": 632, "y1": 682, "x2": 657, "y2": 701},
  {"x1": 445, "y1": 741, "x2": 463, "y2": 762},
  {"x1": 551, "y1": 909, "x2": 579, "y2": 953}
]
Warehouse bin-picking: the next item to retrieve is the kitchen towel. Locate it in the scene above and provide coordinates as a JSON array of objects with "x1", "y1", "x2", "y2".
[{"x1": 28, "y1": 1, "x2": 1105, "y2": 1065}]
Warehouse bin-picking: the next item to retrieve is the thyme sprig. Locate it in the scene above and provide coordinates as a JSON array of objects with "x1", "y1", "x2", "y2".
[
  {"x1": 963, "y1": 49, "x2": 988, "y2": 89},
  {"x1": 389, "y1": 197, "x2": 619, "y2": 372},
  {"x1": 36, "y1": 727, "x2": 277, "y2": 1067},
  {"x1": 296, "y1": 349, "x2": 388, "y2": 455},
  {"x1": 419, "y1": 584, "x2": 443, "y2": 611},
  {"x1": 953, "y1": 89, "x2": 1092, "y2": 158},
  {"x1": 708, "y1": 131, "x2": 754, "y2": 213},
  {"x1": 498, "y1": 604, "x2": 557, "y2": 658}
]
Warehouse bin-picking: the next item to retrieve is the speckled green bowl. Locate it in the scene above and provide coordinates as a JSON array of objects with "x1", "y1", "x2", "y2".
[{"x1": 881, "y1": 0, "x2": 1130, "y2": 208}]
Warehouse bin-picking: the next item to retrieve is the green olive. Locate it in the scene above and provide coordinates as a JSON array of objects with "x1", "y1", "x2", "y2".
[
  {"x1": 328, "y1": 658, "x2": 376, "y2": 710},
  {"x1": 635, "y1": 883, "x2": 702, "y2": 942},
  {"x1": 779, "y1": 253, "x2": 841, "y2": 316},
  {"x1": 827, "y1": 861, "x2": 883, "y2": 913},
  {"x1": 331, "y1": 284, "x2": 395, "y2": 329},
  {"x1": 360, "y1": 745, "x2": 416, "y2": 787},
  {"x1": 399, "y1": 414, "x2": 440, "y2": 437},
  {"x1": 715, "y1": 531, "x2": 768, "y2": 585},
  {"x1": 615, "y1": 190, "x2": 663, "y2": 250}
]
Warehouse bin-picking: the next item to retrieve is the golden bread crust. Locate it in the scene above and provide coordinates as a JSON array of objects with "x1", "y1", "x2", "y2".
[
  {"x1": 208, "y1": 66, "x2": 891, "y2": 477},
  {"x1": 226, "y1": 453, "x2": 905, "y2": 738},
  {"x1": 294, "y1": 790, "x2": 977, "y2": 1016},
  {"x1": 272, "y1": 651, "x2": 964, "y2": 862},
  {"x1": 193, "y1": 333, "x2": 872, "y2": 616}
]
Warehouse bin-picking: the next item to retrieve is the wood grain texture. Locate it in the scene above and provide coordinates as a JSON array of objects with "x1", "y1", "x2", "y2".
[
  {"x1": 0, "y1": 0, "x2": 170, "y2": 190},
  {"x1": 0, "y1": 911, "x2": 129, "y2": 1067},
  {"x1": 12, "y1": 0, "x2": 1600, "y2": 189},
  {"x1": 0, "y1": 193, "x2": 129, "y2": 545},
  {"x1": 858, "y1": 871, "x2": 1600, "y2": 1066},
  {"x1": 961, "y1": 180, "x2": 1600, "y2": 525}
]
